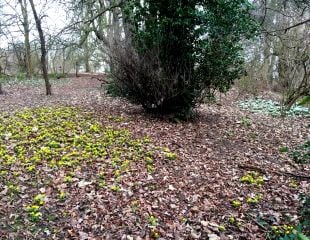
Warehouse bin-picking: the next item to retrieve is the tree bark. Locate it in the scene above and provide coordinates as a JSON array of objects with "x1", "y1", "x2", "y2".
[
  {"x1": 84, "y1": 40, "x2": 91, "y2": 73},
  {"x1": 75, "y1": 62, "x2": 79, "y2": 77},
  {"x1": 28, "y1": 0, "x2": 52, "y2": 95},
  {"x1": 18, "y1": 0, "x2": 33, "y2": 78},
  {"x1": 121, "y1": 9, "x2": 132, "y2": 43},
  {"x1": 62, "y1": 48, "x2": 65, "y2": 75}
]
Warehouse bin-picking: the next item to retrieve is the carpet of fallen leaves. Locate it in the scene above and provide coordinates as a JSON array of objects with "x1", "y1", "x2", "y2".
[{"x1": 0, "y1": 76, "x2": 309, "y2": 240}]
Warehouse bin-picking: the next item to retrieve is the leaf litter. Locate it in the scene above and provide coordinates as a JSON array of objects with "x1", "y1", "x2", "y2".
[{"x1": 0, "y1": 76, "x2": 309, "y2": 239}]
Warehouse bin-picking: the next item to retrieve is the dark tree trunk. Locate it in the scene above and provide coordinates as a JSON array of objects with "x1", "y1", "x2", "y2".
[
  {"x1": 29, "y1": 0, "x2": 52, "y2": 95},
  {"x1": 85, "y1": 56, "x2": 91, "y2": 73},
  {"x1": 75, "y1": 62, "x2": 79, "y2": 77}
]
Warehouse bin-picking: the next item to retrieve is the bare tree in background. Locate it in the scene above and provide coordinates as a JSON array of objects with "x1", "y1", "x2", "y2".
[
  {"x1": 276, "y1": 25, "x2": 309, "y2": 109},
  {"x1": 63, "y1": 0, "x2": 125, "y2": 73},
  {"x1": 18, "y1": 0, "x2": 33, "y2": 77},
  {"x1": 240, "y1": 0, "x2": 309, "y2": 109},
  {"x1": 0, "y1": 3, "x2": 4, "y2": 94},
  {"x1": 28, "y1": 0, "x2": 51, "y2": 95}
]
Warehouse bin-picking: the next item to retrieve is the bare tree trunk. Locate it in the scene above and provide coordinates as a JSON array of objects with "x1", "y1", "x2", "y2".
[
  {"x1": 85, "y1": 57, "x2": 91, "y2": 72},
  {"x1": 0, "y1": 58, "x2": 4, "y2": 94},
  {"x1": 75, "y1": 62, "x2": 79, "y2": 77},
  {"x1": 62, "y1": 48, "x2": 65, "y2": 75},
  {"x1": 0, "y1": 63, "x2": 3, "y2": 95},
  {"x1": 11, "y1": 42, "x2": 25, "y2": 71},
  {"x1": 52, "y1": 51, "x2": 57, "y2": 73},
  {"x1": 84, "y1": 40, "x2": 91, "y2": 73},
  {"x1": 3, "y1": 51, "x2": 8, "y2": 74},
  {"x1": 18, "y1": 0, "x2": 33, "y2": 78},
  {"x1": 121, "y1": 7, "x2": 132, "y2": 43},
  {"x1": 112, "y1": 8, "x2": 121, "y2": 41},
  {"x1": 28, "y1": 0, "x2": 51, "y2": 95}
]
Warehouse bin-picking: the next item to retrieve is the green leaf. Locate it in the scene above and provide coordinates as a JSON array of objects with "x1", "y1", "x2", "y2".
[{"x1": 297, "y1": 232, "x2": 310, "y2": 240}]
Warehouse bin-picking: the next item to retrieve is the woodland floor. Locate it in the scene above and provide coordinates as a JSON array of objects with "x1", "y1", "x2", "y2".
[{"x1": 0, "y1": 75, "x2": 309, "y2": 240}]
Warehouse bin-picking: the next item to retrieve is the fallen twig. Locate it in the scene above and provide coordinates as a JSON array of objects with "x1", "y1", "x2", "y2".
[
  {"x1": 246, "y1": 213, "x2": 268, "y2": 231},
  {"x1": 238, "y1": 164, "x2": 310, "y2": 181}
]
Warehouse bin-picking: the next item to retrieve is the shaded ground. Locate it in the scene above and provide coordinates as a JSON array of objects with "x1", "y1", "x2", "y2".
[
  {"x1": 0, "y1": 76, "x2": 103, "y2": 110},
  {"x1": 0, "y1": 76, "x2": 309, "y2": 239}
]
